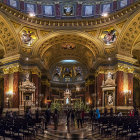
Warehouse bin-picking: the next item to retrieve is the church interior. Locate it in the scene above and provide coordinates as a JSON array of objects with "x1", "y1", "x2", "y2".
[{"x1": 0, "y1": 0, "x2": 140, "y2": 139}]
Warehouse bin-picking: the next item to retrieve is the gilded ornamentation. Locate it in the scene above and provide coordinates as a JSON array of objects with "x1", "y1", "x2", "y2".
[
  {"x1": 11, "y1": 21, "x2": 21, "y2": 30},
  {"x1": 134, "y1": 73, "x2": 140, "y2": 80},
  {"x1": 0, "y1": 2, "x2": 139, "y2": 28},
  {"x1": 116, "y1": 20, "x2": 127, "y2": 29},
  {"x1": 21, "y1": 47, "x2": 32, "y2": 54},
  {"x1": 119, "y1": 14, "x2": 140, "y2": 54},
  {"x1": 3, "y1": 64, "x2": 22, "y2": 74},
  {"x1": 117, "y1": 63, "x2": 134, "y2": 73},
  {"x1": 105, "y1": 47, "x2": 115, "y2": 55},
  {"x1": 31, "y1": 67, "x2": 41, "y2": 77},
  {"x1": 40, "y1": 30, "x2": 51, "y2": 36},
  {"x1": 86, "y1": 30, "x2": 97, "y2": 37},
  {"x1": 0, "y1": 18, "x2": 18, "y2": 55},
  {"x1": 62, "y1": 43, "x2": 75, "y2": 49}
]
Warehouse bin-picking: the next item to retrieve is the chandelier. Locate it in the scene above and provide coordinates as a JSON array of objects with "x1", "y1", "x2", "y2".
[{"x1": 19, "y1": 72, "x2": 36, "y2": 93}]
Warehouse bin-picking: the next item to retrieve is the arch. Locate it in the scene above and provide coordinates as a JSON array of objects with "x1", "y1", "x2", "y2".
[
  {"x1": 0, "y1": 11, "x2": 20, "y2": 56},
  {"x1": 116, "y1": 7, "x2": 140, "y2": 56},
  {"x1": 32, "y1": 30, "x2": 104, "y2": 58}
]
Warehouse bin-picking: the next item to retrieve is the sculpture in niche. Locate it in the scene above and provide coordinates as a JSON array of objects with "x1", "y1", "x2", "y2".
[
  {"x1": 108, "y1": 94, "x2": 113, "y2": 105},
  {"x1": 101, "y1": 28, "x2": 117, "y2": 45},
  {"x1": 63, "y1": 5, "x2": 73, "y2": 16}
]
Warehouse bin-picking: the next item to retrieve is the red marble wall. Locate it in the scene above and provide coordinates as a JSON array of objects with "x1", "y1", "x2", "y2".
[
  {"x1": 128, "y1": 73, "x2": 133, "y2": 106},
  {"x1": 20, "y1": 1, "x2": 24, "y2": 11},
  {"x1": 76, "y1": 4, "x2": 82, "y2": 16},
  {"x1": 55, "y1": 4, "x2": 60, "y2": 17},
  {"x1": 95, "y1": 4, "x2": 100, "y2": 15},
  {"x1": 97, "y1": 74, "x2": 104, "y2": 107},
  {"x1": 37, "y1": 4, "x2": 42, "y2": 15},
  {"x1": 116, "y1": 71, "x2": 124, "y2": 106},
  {"x1": 13, "y1": 72, "x2": 19, "y2": 108},
  {"x1": 4, "y1": 74, "x2": 9, "y2": 108}
]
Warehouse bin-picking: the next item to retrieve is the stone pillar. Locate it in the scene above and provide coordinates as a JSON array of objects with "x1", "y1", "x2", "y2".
[
  {"x1": 32, "y1": 74, "x2": 39, "y2": 106},
  {"x1": 13, "y1": 72, "x2": 19, "y2": 108},
  {"x1": 96, "y1": 73, "x2": 104, "y2": 107},
  {"x1": 4, "y1": 74, "x2": 9, "y2": 108},
  {"x1": 116, "y1": 71, "x2": 124, "y2": 106}
]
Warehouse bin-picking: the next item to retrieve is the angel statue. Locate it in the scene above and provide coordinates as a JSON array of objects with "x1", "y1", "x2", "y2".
[
  {"x1": 21, "y1": 30, "x2": 35, "y2": 46},
  {"x1": 103, "y1": 29, "x2": 116, "y2": 45}
]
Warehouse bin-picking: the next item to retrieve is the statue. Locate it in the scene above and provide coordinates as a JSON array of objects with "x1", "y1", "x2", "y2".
[{"x1": 21, "y1": 30, "x2": 35, "y2": 46}]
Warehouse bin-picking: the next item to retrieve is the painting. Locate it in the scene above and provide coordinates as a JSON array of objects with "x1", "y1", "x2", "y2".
[
  {"x1": 101, "y1": 28, "x2": 117, "y2": 45},
  {"x1": 20, "y1": 28, "x2": 38, "y2": 47}
]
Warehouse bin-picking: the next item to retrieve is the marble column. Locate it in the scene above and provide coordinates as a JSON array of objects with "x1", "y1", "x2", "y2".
[
  {"x1": 96, "y1": 73, "x2": 104, "y2": 107},
  {"x1": 4, "y1": 74, "x2": 9, "y2": 108},
  {"x1": 32, "y1": 74, "x2": 39, "y2": 106},
  {"x1": 13, "y1": 72, "x2": 19, "y2": 108},
  {"x1": 116, "y1": 71, "x2": 124, "y2": 106},
  {"x1": 128, "y1": 73, "x2": 133, "y2": 106}
]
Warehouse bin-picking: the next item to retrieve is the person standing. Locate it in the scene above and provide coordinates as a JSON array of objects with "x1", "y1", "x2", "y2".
[
  {"x1": 81, "y1": 110, "x2": 85, "y2": 124},
  {"x1": 45, "y1": 108, "x2": 51, "y2": 129},
  {"x1": 35, "y1": 108, "x2": 39, "y2": 122},
  {"x1": 76, "y1": 110, "x2": 82, "y2": 128},
  {"x1": 53, "y1": 109, "x2": 59, "y2": 130},
  {"x1": 67, "y1": 109, "x2": 71, "y2": 125},
  {"x1": 71, "y1": 110, "x2": 75, "y2": 124}
]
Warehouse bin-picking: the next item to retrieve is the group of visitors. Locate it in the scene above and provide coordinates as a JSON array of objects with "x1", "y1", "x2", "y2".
[
  {"x1": 5, "y1": 106, "x2": 139, "y2": 132},
  {"x1": 66, "y1": 109, "x2": 85, "y2": 128}
]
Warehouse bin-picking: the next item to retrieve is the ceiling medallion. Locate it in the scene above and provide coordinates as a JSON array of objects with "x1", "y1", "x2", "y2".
[{"x1": 62, "y1": 43, "x2": 75, "y2": 49}]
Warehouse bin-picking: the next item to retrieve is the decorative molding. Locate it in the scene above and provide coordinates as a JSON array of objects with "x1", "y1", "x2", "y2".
[
  {"x1": 0, "y1": 54, "x2": 21, "y2": 64},
  {"x1": 116, "y1": 54, "x2": 137, "y2": 64}
]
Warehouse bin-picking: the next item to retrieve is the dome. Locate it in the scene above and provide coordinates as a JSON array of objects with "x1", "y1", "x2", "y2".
[{"x1": 2, "y1": 0, "x2": 136, "y2": 19}]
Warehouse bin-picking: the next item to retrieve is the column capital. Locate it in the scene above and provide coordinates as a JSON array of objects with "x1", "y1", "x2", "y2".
[
  {"x1": 134, "y1": 73, "x2": 140, "y2": 80},
  {"x1": 96, "y1": 66, "x2": 105, "y2": 75},
  {"x1": 116, "y1": 63, "x2": 134, "y2": 73},
  {"x1": 3, "y1": 63, "x2": 22, "y2": 74},
  {"x1": 31, "y1": 67, "x2": 41, "y2": 77},
  {"x1": 41, "y1": 80, "x2": 50, "y2": 87}
]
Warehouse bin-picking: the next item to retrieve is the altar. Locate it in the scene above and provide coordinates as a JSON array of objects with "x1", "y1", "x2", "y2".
[
  {"x1": 54, "y1": 88, "x2": 81, "y2": 110},
  {"x1": 19, "y1": 73, "x2": 36, "y2": 114}
]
